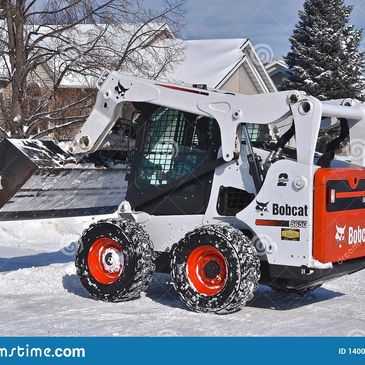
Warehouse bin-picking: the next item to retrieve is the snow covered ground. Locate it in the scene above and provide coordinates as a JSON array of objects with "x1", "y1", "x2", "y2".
[{"x1": 0, "y1": 216, "x2": 365, "y2": 337}]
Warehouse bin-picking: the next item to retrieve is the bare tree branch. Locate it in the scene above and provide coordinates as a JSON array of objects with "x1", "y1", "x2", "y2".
[
  {"x1": 31, "y1": 119, "x2": 85, "y2": 139},
  {"x1": 0, "y1": 0, "x2": 185, "y2": 139}
]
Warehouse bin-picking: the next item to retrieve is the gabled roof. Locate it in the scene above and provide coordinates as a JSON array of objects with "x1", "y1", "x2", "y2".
[
  {"x1": 168, "y1": 39, "x2": 247, "y2": 87},
  {"x1": 167, "y1": 39, "x2": 276, "y2": 93},
  {"x1": 265, "y1": 60, "x2": 289, "y2": 76}
]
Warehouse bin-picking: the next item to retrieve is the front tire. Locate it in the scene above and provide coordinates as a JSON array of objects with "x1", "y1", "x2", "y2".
[
  {"x1": 171, "y1": 225, "x2": 260, "y2": 314},
  {"x1": 75, "y1": 219, "x2": 155, "y2": 302}
]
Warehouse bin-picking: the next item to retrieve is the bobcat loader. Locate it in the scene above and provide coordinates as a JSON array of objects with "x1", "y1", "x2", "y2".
[{"x1": 1, "y1": 71, "x2": 365, "y2": 313}]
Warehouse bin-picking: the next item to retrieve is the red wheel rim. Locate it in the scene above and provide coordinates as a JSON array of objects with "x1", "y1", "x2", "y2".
[
  {"x1": 186, "y1": 245, "x2": 227, "y2": 296},
  {"x1": 87, "y1": 238, "x2": 124, "y2": 284}
]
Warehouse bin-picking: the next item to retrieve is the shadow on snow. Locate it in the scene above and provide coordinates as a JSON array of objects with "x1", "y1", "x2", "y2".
[
  {"x1": 0, "y1": 249, "x2": 344, "y2": 311},
  {"x1": 63, "y1": 272, "x2": 344, "y2": 312},
  {"x1": 0, "y1": 249, "x2": 75, "y2": 272}
]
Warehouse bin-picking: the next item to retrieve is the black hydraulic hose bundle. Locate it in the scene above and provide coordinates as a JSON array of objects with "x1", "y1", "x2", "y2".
[
  {"x1": 276, "y1": 122, "x2": 296, "y2": 150},
  {"x1": 318, "y1": 118, "x2": 349, "y2": 168},
  {"x1": 264, "y1": 122, "x2": 296, "y2": 169}
]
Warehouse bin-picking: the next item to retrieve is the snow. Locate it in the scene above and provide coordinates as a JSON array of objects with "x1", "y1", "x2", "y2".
[
  {"x1": 167, "y1": 39, "x2": 247, "y2": 88},
  {"x1": 1, "y1": 217, "x2": 365, "y2": 336}
]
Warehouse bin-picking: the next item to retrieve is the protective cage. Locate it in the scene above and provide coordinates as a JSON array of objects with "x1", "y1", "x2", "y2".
[{"x1": 126, "y1": 103, "x2": 222, "y2": 215}]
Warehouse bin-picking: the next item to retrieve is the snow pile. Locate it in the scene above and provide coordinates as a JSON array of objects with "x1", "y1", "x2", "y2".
[{"x1": 0, "y1": 217, "x2": 96, "y2": 252}]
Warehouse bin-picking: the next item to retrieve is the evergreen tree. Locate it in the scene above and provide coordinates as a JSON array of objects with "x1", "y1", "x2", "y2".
[{"x1": 285, "y1": 0, "x2": 365, "y2": 101}]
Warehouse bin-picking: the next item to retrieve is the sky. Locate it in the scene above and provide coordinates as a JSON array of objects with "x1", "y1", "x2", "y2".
[{"x1": 144, "y1": 0, "x2": 365, "y2": 61}]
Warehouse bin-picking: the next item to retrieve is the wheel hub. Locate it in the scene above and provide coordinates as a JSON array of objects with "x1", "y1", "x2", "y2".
[
  {"x1": 101, "y1": 247, "x2": 124, "y2": 274},
  {"x1": 186, "y1": 245, "x2": 227, "y2": 296},
  {"x1": 87, "y1": 238, "x2": 124, "y2": 284},
  {"x1": 203, "y1": 260, "x2": 221, "y2": 279}
]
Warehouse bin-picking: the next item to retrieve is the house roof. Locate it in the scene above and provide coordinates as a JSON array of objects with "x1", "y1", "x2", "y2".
[
  {"x1": 265, "y1": 60, "x2": 289, "y2": 76},
  {"x1": 59, "y1": 36, "x2": 276, "y2": 92},
  {"x1": 168, "y1": 38, "x2": 247, "y2": 87},
  {"x1": 166, "y1": 38, "x2": 276, "y2": 93}
]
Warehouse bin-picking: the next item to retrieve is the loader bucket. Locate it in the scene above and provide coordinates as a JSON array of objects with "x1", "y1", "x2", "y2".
[{"x1": 0, "y1": 139, "x2": 127, "y2": 221}]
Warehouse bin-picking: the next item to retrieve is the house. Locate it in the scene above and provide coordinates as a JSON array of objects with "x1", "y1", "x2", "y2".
[{"x1": 265, "y1": 60, "x2": 289, "y2": 91}]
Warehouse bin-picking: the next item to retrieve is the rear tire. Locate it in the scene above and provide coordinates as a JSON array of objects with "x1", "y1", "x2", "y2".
[
  {"x1": 75, "y1": 218, "x2": 155, "y2": 302},
  {"x1": 171, "y1": 225, "x2": 260, "y2": 314}
]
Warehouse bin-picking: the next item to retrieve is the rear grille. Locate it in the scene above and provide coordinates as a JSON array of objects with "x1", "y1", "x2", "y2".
[{"x1": 217, "y1": 186, "x2": 254, "y2": 216}]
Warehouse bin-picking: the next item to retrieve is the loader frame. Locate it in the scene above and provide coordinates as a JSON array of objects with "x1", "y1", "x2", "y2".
[
  {"x1": 3, "y1": 71, "x2": 365, "y2": 295},
  {"x1": 67, "y1": 72, "x2": 365, "y2": 269}
]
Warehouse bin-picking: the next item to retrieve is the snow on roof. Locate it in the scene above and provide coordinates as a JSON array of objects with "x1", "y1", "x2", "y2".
[
  {"x1": 167, "y1": 38, "x2": 248, "y2": 88},
  {"x1": 29, "y1": 22, "x2": 171, "y2": 50},
  {"x1": 60, "y1": 23, "x2": 177, "y2": 87},
  {"x1": 265, "y1": 59, "x2": 288, "y2": 73}
]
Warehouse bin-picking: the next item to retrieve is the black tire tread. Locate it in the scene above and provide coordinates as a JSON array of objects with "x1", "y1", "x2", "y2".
[
  {"x1": 76, "y1": 218, "x2": 155, "y2": 302},
  {"x1": 171, "y1": 224, "x2": 260, "y2": 314}
]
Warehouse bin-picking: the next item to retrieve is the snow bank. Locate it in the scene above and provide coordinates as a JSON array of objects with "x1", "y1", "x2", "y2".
[{"x1": 0, "y1": 216, "x2": 97, "y2": 253}]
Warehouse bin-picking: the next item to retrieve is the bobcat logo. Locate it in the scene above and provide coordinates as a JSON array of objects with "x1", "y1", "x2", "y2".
[
  {"x1": 335, "y1": 225, "x2": 346, "y2": 247},
  {"x1": 115, "y1": 81, "x2": 129, "y2": 97},
  {"x1": 256, "y1": 200, "x2": 269, "y2": 216}
]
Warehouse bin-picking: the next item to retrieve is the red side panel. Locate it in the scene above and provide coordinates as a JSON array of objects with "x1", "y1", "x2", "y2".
[{"x1": 314, "y1": 168, "x2": 365, "y2": 263}]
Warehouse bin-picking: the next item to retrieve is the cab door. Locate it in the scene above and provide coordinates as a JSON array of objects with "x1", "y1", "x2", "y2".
[{"x1": 126, "y1": 104, "x2": 221, "y2": 215}]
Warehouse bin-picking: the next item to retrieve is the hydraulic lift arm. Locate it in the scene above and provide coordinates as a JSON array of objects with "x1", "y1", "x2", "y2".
[{"x1": 0, "y1": 72, "x2": 365, "y2": 221}]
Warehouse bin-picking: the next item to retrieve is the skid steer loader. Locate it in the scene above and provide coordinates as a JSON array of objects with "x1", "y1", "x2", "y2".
[{"x1": 1, "y1": 71, "x2": 365, "y2": 314}]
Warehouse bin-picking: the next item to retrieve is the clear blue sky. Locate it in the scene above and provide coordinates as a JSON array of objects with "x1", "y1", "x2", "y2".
[{"x1": 145, "y1": 0, "x2": 365, "y2": 60}]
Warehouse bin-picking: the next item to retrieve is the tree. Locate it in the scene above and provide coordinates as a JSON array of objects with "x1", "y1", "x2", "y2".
[
  {"x1": 0, "y1": 0, "x2": 185, "y2": 139},
  {"x1": 284, "y1": 0, "x2": 365, "y2": 101}
]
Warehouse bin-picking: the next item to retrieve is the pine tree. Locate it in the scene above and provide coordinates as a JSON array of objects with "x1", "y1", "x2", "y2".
[{"x1": 285, "y1": 0, "x2": 365, "y2": 101}]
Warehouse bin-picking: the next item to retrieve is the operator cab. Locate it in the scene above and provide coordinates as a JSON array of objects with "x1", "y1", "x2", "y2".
[
  {"x1": 123, "y1": 102, "x2": 275, "y2": 218},
  {"x1": 126, "y1": 103, "x2": 221, "y2": 215}
]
